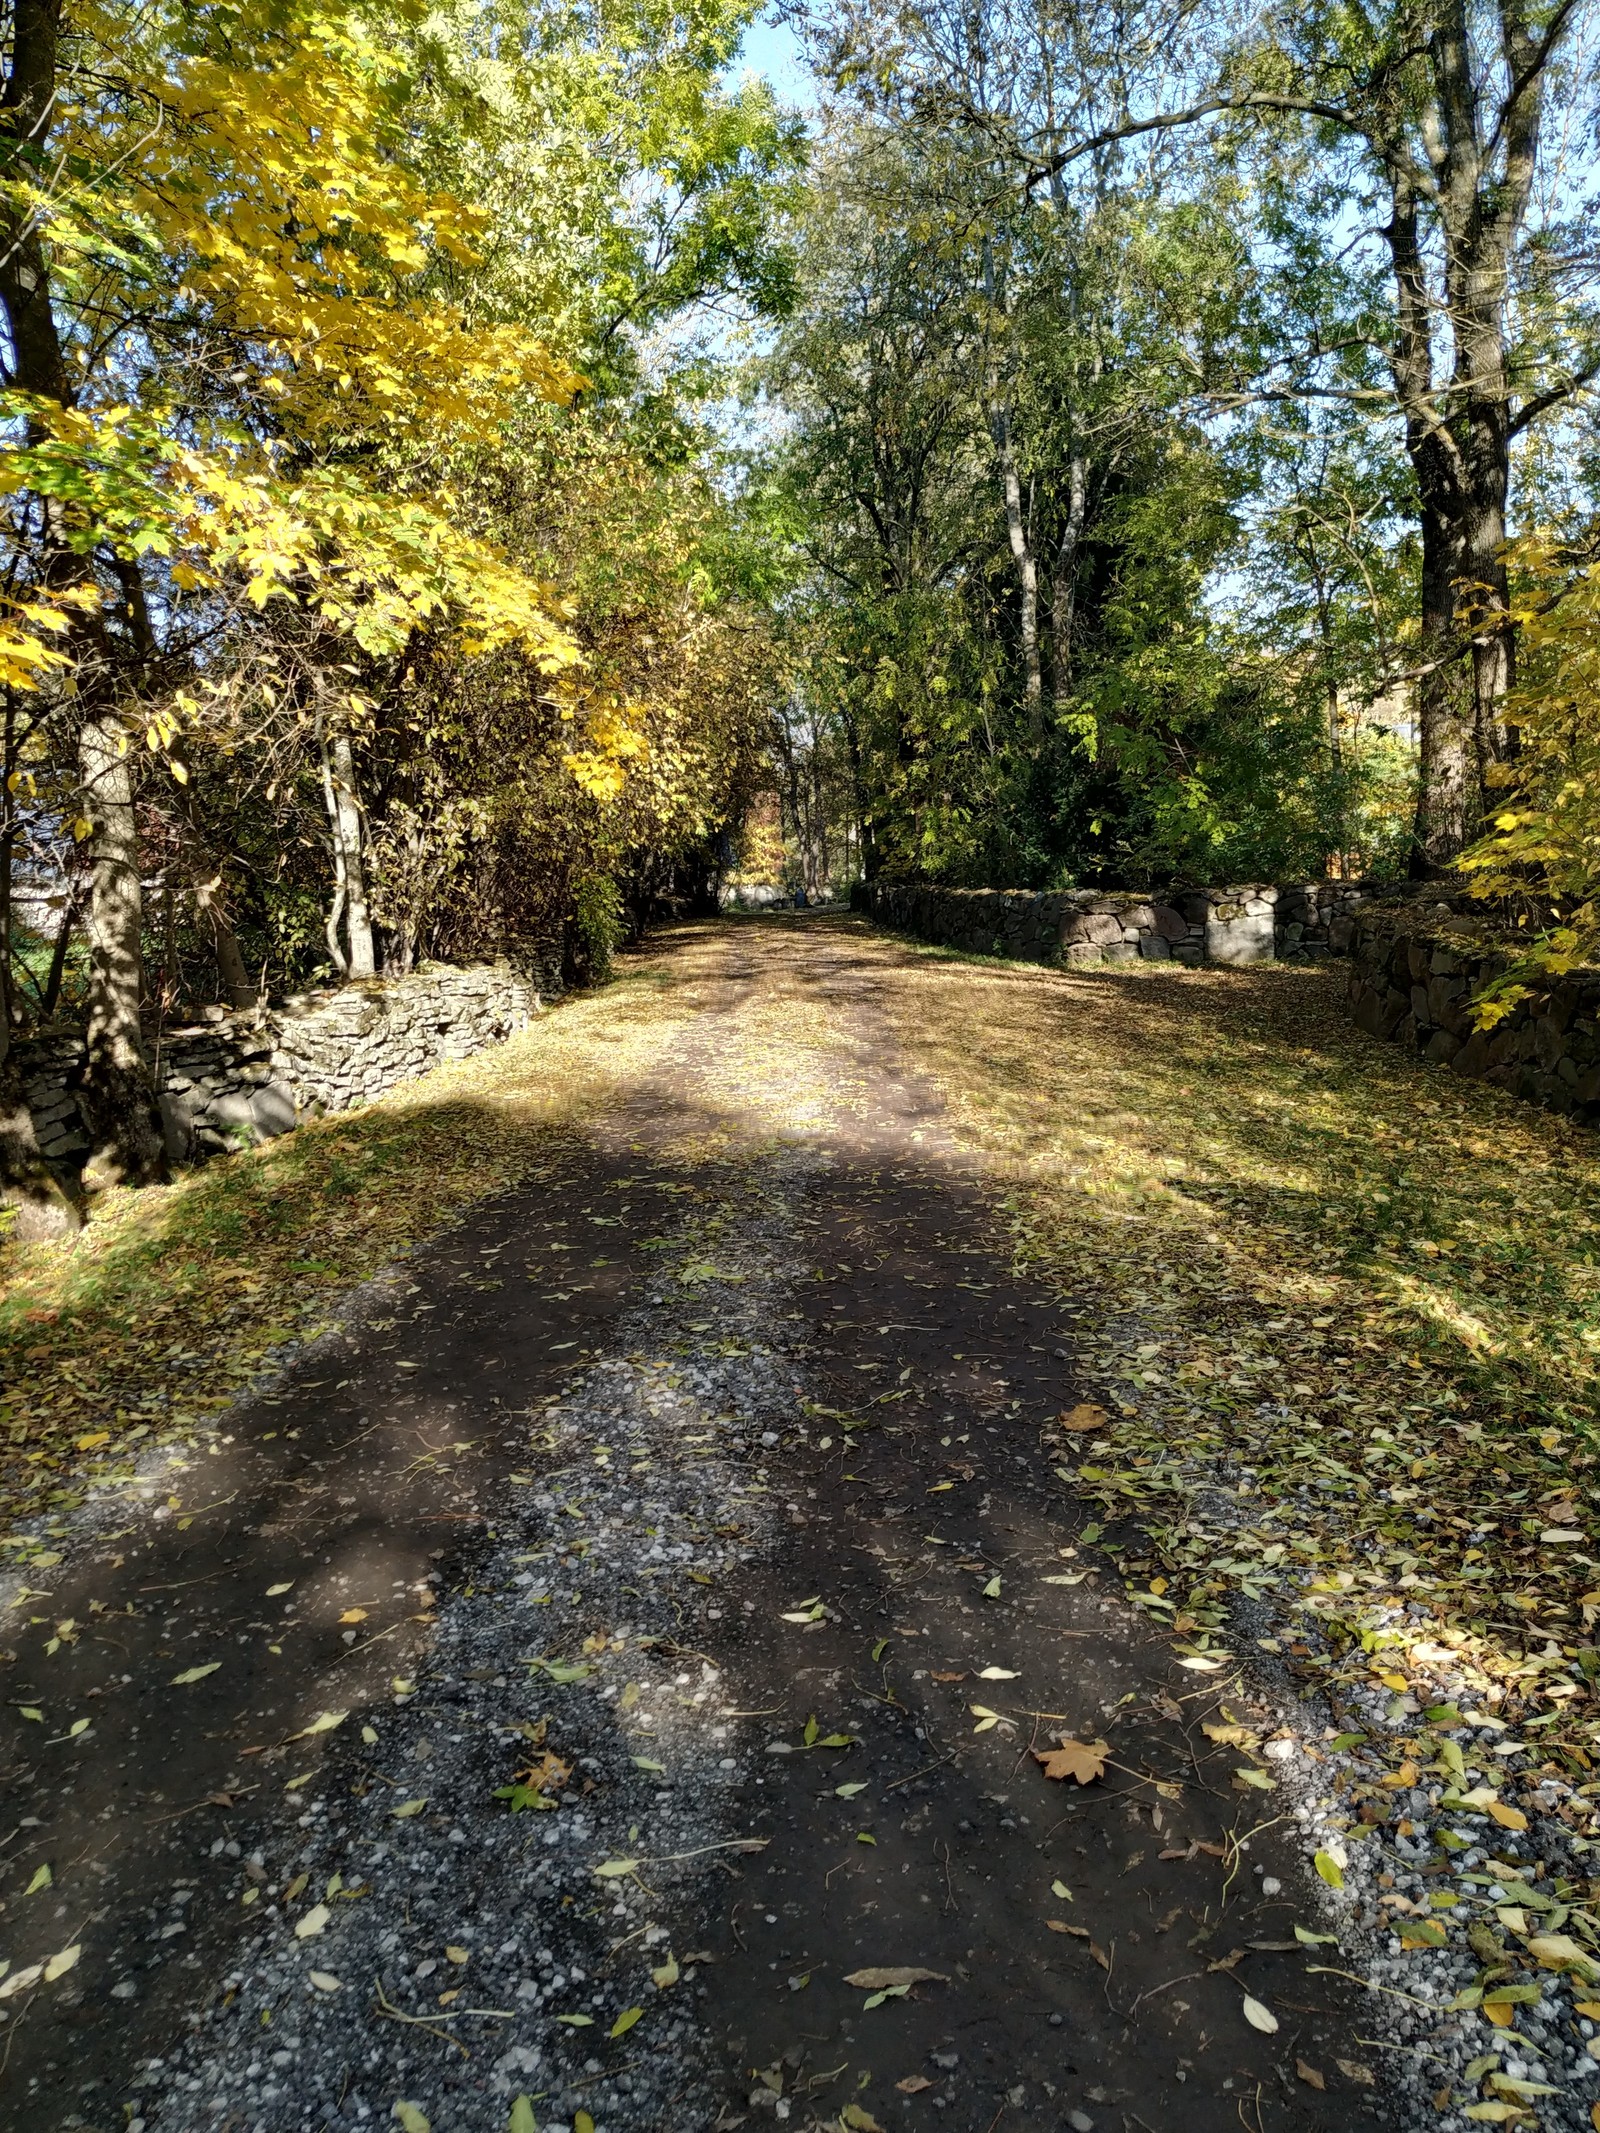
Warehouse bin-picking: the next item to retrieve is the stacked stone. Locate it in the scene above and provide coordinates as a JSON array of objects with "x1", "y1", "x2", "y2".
[
  {"x1": 14, "y1": 1034, "x2": 90, "y2": 1174},
  {"x1": 1347, "y1": 913, "x2": 1600, "y2": 1120},
  {"x1": 11, "y1": 948, "x2": 561, "y2": 1178},
  {"x1": 851, "y1": 881, "x2": 1360, "y2": 968}
]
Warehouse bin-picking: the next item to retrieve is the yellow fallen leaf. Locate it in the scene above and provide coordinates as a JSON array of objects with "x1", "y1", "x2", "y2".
[
  {"x1": 42, "y1": 1945, "x2": 79, "y2": 1982},
  {"x1": 286, "y1": 1710, "x2": 347, "y2": 1743},
  {"x1": 170, "y1": 1663, "x2": 221, "y2": 1686},
  {"x1": 445, "y1": 1946, "x2": 469, "y2": 1965},
  {"x1": 1528, "y1": 1933, "x2": 1600, "y2": 1977},
  {"x1": 339, "y1": 1608, "x2": 368, "y2": 1625},
  {"x1": 1487, "y1": 1801, "x2": 1528, "y2": 1831},
  {"x1": 1058, "y1": 1403, "x2": 1108, "y2": 1432},
  {"x1": 294, "y1": 1905, "x2": 331, "y2": 1939},
  {"x1": 609, "y1": 2006, "x2": 643, "y2": 2038},
  {"x1": 1242, "y1": 1994, "x2": 1278, "y2": 2034},
  {"x1": 308, "y1": 1971, "x2": 341, "y2": 1992},
  {"x1": 392, "y1": 1800, "x2": 427, "y2": 1818}
]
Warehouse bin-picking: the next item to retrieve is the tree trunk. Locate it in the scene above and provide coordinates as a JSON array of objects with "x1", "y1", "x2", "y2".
[
  {"x1": 981, "y1": 236, "x2": 1044, "y2": 736},
  {"x1": 2, "y1": 0, "x2": 162, "y2": 1185},
  {"x1": 1409, "y1": 496, "x2": 1476, "y2": 872},
  {"x1": 321, "y1": 728, "x2": 375, "y2": 978},
  {"x1": 42, "y1": 893, "x2": 73, "y2": 1015},
  {"x1": 1049, "y1": 452, "x2": 1088, "y2": 716},
  {"x1": 75, "y1": 714, "x2": 165, "y2": 1186},
  {"x1": 196, "y1": 876, "x2": 257, "y2": 1008}
]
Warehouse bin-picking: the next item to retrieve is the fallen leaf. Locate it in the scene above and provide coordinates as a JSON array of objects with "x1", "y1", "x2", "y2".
[
  {"x1": 896, "y1": 2075, "x2": 934, "y2": 2095},
  {"x1": 309, "y1": 1971, "x2": 341, "y2": 1993},
  {"x1": 1313, "y1": 1850, "x2": 1345, "y2": 1890},
  {"x1": 1296, "y1": 2060, "x2": 1325, "y2": 2091},
  {"x1": 981, "y1": 1576, "x2": 1002, "y2": 1598},
  {"x1": 445, "y1": 1946, "x2": 469, "y2": 1965},
  {"x1": 1089, "y1": 1942, "x2": 1111, "y2": 1971},
  {"x1": 843, "y1": 1966, "x2": 949, "y2": 1990},
  {"x1": 609, "y1": 2005, "x2": 642, "y2": 2038},
  {"x1": 594, "y1": 1859, "x2": 639, "y2": 1878},
  {"x1": 556, "y1": 2013, "x2": 594, "y2": 2026},
  {"x1": 392, "y1": 1800, "x2": 427, "y2": 1819},
  {"x1": 1336, "y1": 2059, "x2": 1375, "y2": 2087},
  {"x1": 1058, "y1": 1404, "x2": 1109, "y2": 1432},
  {"x1": 1487, "y1": 1801, "x2": 1528, "y2": 1831},
  {"x1": 42, "y1": 1944, "x2": 79, "y2": 1982},
  {"x1": 1050, "y1": 1879, "x2": 1072, "y2": 1900},
  {"x1": 977, "y1": 1666, "x2": 1018, "y2": 1680},
  {"x1": 1528, "y1": 1933, "x2": 1600, "y2": 1976},
  {"x1": 170, "y1": 1663, "x2": 221, "y2": 1686},
  {"x1": 509, "y1": 2100, "x2": 538, "y2": 2133},
  {"x1": 1032, "y1": 1739, "x2": 1108, "y2": 1785},
  {"x1": 836, "y1": 1782, "x2": 868, "y2": 1798},
  {"x1": 575, "y1": 2114, "x2": 595, "y2": 2133},
  {"x1": 267, "y1": 1582, "x2": 293, "y2": 1596},
  {"x1": 294, "y1": 1905, "x2": 331, "y2": 1939},
  {"x1": 841, "y1": 2107, "x2": 884, "y2": 2132},
  {"x1": 651, "y1": 1954, "x2": 679, "y2": 1989},
  {"x1": 286, "y1": 1710, "x2": 347, "y2": 1743},
  {"x1": 1241, "y1": 1994, "x2": 1278, "y2": 2034},
  {"x1": 24, "y1": 1865, "x2": 51, "y2": 1896},
  {"x1": 392, "y1": 2106, "x2": 430, "y2": 2133},
  {"x1": 931, "y1": 1670, "x2": 968, "y2": 1683}
]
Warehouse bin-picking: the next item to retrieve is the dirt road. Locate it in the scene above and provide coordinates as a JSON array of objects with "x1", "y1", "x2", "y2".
[{"x1": 1, "y1": 920, "x2": 1374, "y2": 2133}]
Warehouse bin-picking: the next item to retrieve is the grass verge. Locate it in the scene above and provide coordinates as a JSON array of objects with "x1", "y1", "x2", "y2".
[
  {"x1": 0, "y1": 951, "x2": 690, "y2": 1546},
  {"x1": 863, "y1": 930, "x2": 1600, "y2": 1799}
]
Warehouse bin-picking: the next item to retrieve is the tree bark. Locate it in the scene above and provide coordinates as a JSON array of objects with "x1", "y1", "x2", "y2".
[
  {"x1": 1049, "y1": 451, "x2": 1088, "y2": 715},
  {"x1": 196, "y1": 876, "x2": 257, "y2": 1008},
  {"x1": 981, "y1": 237, "x2": 1044, "y2": 735},
  {"x1": 74, "y1": 714, "x2": 164, "y2": 1185},
  {"x1": 320, "y1": 727, "x2": 375, "y2": 978},
  {"x1": 42, "y1": 891, "x2": 73, "y2": 1015}
]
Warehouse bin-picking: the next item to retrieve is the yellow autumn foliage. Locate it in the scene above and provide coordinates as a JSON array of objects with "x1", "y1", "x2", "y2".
[{"x1": 1460, "y1": 532, "x2": 1600, "y2": 1015}]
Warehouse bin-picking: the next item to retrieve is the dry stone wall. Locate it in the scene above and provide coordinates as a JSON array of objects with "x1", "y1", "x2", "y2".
[
  {"x1": 15, "y1": 948, "x2": 561, "y2": 1180},
  {"x1": 1347, "y1": 910, "x2": 1600, "y2": 1123},
  {"x1": 851, "y1": 879, "x2": 1375, "y2": 967}
]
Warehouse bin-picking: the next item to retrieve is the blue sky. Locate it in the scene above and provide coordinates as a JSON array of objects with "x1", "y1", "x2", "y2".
[{"x1": 736, "y1": 6, "x2": 819, "y2": 113}]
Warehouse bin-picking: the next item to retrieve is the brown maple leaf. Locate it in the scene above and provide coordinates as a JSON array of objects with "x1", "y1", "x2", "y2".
[
  {"x1": 1032, "y1": 1737, "x2": 1109, "y2": 1785},
  {"x1": 1057, "y1": 1404, "x2": 1109, "y2": 1433}
]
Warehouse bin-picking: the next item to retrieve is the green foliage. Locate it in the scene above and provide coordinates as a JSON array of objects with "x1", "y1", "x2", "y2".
[{"x1": 570, "y1": 872, "x2": 628, "y2": 980}]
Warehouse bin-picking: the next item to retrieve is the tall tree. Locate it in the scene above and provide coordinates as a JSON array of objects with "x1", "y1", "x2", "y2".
[{"x1": 816, "y1": 0, "x2": 1600, "y2": 866}]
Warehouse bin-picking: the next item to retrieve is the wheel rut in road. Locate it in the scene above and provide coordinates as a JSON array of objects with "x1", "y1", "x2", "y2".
[{"x1": 1, "y1": 921, "x2": 1370, "y2": 2133}]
